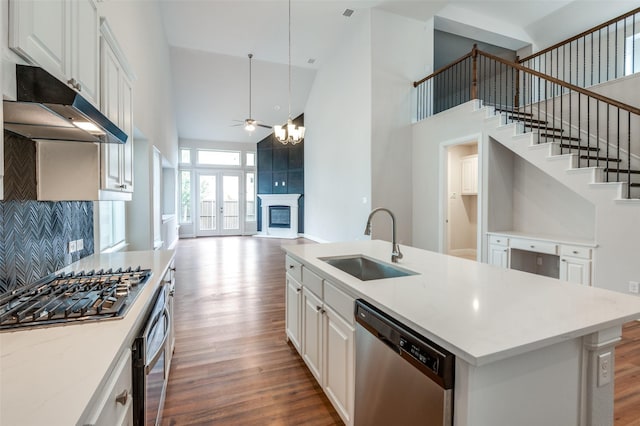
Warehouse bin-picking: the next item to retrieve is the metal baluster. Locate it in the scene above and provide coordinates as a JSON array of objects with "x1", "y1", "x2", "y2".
[{"x1": 628, "y1": 112, "x2": 632, "y2": 198}]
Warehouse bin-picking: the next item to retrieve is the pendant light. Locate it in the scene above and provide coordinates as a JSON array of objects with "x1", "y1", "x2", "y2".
[{"x1": 274, "y1": 0, "x2": 305, "y2": 145}]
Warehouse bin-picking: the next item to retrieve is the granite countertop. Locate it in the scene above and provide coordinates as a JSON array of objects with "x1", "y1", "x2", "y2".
[
  {"x1": 283, "y1": 240, "x2": 640, "y2": 366},
  {"x1": 0, "y1": 250, "x2": 175, "y2": 426}
]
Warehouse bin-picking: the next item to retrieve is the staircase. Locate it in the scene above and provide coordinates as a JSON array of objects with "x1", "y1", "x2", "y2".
[{"x1": 494, "y1": 106, "x2": 640, "y2": 201}]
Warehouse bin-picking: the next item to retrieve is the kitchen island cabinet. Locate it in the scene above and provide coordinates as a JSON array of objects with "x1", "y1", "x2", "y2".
[
  {"x1": 283, "y1": 240, "x2": 640, "y2": 426},
  {"x1": 0, "y1": 250, "x2": 175, "y2": 426}
]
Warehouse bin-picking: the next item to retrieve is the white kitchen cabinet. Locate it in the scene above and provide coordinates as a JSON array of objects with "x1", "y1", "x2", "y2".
[
  {"x1": 100, "y1": 19, "x2": 135, "y2": 197},
  {"x1": 302, "y1": 286, "x2": 323, "y2": 382},
  {"x1": 285, "y1": 274, "x2": 303, "y2": 352},
  {"x1": 323, "y1": 303, "x2": 355, "y2": 425},
  {"x1": 285, "y1": 257, "x2": 355, "y2": 425},
  {"x1": 82, "y1": 348, "x2": 133, "y2": 426},
  {"x1": 559, "y1": 245, "x2": 592, "y2": 285},
  {"x1": 461, "y1": 154, "x2": 478, "y2": 195},
  {"x1": 488, "y1": 235, "x2": 509, "y2": 268},
  {"x1": 9, "y1": 0, "x2": 100, "y2": 107}
]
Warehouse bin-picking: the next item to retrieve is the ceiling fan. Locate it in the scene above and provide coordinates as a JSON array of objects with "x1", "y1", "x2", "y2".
[{"x1": 232, "y1": 53, "x2": 272, "y2": 133}]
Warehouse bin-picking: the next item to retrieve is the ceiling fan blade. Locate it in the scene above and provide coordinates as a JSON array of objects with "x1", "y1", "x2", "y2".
[
  {"x1": 230, "y1": 123, "x2": 243, "y2": 127},
  {"x1": 257, "y1": 123, "x2": 273, "y2": 129}
]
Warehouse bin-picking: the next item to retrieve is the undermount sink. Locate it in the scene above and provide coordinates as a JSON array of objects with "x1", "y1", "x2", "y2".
[{"x1": 320, "y1": 255, "x2": 418, "y2": 281}]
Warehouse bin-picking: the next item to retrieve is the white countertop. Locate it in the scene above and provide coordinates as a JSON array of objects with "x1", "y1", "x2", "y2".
[
  {"x1": 283, "y1": 240, "x2": 640, "y2": 366},
  {"x1": 0, "y1": 250, "x2": 175, "y2": 426}
]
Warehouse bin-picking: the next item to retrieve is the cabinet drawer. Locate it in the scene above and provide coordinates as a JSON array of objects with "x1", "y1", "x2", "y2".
[
  {"x1": 489, "y1": 235, "x2": 509, "y2": 246},
  {"x1": 324, "y1": 281, "x2": 355, "y2": 325},
  {"x1": 302, "y1": 267, "x2": 323, "y2": 297},
  {"x1": 285, "y1": 255, "x2": 302, "y2": 282},
  {"x1": 84, "y1": 348, "x2": 132, "y2": 426},
  {"x1": 560, "y1": 245, "x2": 592, "y2": 259},
  {"x1": 510, "y1": 238, "x2": 557, "y2": 255}
]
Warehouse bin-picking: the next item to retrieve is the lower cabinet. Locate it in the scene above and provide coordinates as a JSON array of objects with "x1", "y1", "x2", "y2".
[
  {"x1": 285, "y1": 274, "x2": 303, "y2": 352},
  {"x1": 82, "y1": 348, "x2": 133, "y2": 426},
  {"x1": 488, "y1": 235, "x2": 509, "y2": 268},
  {"x1": 285, "y1": 256, "x2": 355, "y2": 425}
]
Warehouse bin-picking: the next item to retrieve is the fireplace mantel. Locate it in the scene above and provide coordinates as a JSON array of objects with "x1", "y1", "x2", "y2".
[{"x1": 257, "y1": 194, "x2": 301, "y2": 239}]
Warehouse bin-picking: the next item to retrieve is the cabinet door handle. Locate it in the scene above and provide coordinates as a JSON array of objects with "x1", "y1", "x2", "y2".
[
  {"x1": 115, "y1": 390, "x2": 128, "y2": 405},
  {"x1": 573, "y1": 250, "x2": 579, "y2": 254},
  {"x1": 288, "y1": 264, "x2": 295, "y2": 269},
  {"x1": 118, "y1": 184, "x2": 127, "y2": 189},
  {"x1": 530, "y1": 245, "x2": 535, "y2": 249},
  {"x1": 561, "y1": 259, "x2": 567, "y2": 262},
  {"x1": 296, "y1": 288, "x2": 301, "y2": 293}
]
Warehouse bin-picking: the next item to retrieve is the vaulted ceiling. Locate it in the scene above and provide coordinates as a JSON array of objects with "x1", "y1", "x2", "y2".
[{"x1": 159, "y1": 0, "x2": 635, "y2": 143}]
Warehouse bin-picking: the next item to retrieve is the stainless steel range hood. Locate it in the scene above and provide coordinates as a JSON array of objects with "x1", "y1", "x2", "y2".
[{"x1": 3, "y1": 65, "x2": 127, "y2": 144}]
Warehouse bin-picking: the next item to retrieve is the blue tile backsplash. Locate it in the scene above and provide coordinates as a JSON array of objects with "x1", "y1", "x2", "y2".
[{"x1": 0, "y1": 200, "x2": 94, "y2": 294}]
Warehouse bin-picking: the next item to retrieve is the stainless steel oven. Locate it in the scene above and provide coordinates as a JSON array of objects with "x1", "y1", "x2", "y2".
[{"x1": 132, "y1": 284, "x2": 170, "y2": 426}]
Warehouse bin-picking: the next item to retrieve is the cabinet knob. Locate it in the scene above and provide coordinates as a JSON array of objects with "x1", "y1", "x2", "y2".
[
  {"x1": 530, "y1": 245, "x2": 535, "y2": 249},
  {"x1": 115, "y1": 390, "x2": 128, "y2": 406},
  {"x1": 573, "y1": 250, "x2": 579, "y2": 254},
  {"x1": 296, "y1": 288, "x2": 301, "y2": 293},
  {"x1": 118, "y1": 184, "x2": 127, "y2": 189},
  {"x1": 561, "y1": 259, "x2": 567, "y2": 262},
  {"x1": 288, "y1": 264, "x2": 295, "y2": 269}
]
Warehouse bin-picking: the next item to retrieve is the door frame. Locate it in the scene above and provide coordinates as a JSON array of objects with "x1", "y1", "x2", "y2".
[
  {"x1": 195, "y1": 170, "x2": 244, "y2": 237},
  {"x1": 438, "y1": 133, "x2": 483, "y2": 260}
]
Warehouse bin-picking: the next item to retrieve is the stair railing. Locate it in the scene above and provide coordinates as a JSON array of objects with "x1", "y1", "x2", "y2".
[
  {"x1": 518, "y1": 8, "x2": 640, "y2": 88},
  {"x1": 413, "y1": 46, "x2": 640, "y2": 198}
]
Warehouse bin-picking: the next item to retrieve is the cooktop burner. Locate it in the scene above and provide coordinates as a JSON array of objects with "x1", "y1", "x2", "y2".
[{"x1": 0, "y1": 267, "x2": 152, "y2": 331}]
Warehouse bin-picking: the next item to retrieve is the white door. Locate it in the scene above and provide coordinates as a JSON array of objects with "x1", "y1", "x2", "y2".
[{"x1": 196, "y1": 172, "x2": 242, "y2": 236}]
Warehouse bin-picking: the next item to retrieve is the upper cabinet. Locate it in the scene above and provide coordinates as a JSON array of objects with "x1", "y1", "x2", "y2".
[
  {"x1": 100, "y1": 19, "x2": 135, "y2": 198},
  {"x1": 461, "y1": 154, "x2": 478, "y2": 195},
  {"x1": 9, "y1": 0, "x2": 100, "y2": 107}
]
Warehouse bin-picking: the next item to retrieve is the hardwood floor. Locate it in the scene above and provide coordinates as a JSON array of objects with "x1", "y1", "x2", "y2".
[
  {"x1": 162, "y1": 236, "x2": 640, "y2": 425},
  {"x1": 162, "y1": 236, "x2": 342, "y2": 425}
]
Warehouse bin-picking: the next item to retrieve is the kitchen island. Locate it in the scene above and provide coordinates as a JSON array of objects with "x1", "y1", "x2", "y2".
[
  {"x1": 0, "y1": 249, "x2": 175, "y2": 426},
  {"x1": 283, "y1": 240, "x2": 640, "y2": 426}
]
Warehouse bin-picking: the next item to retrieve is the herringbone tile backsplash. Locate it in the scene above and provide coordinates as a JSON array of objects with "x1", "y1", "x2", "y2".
[{"x1": 0, "y1": 201, "x2": 94, "y2": 294}]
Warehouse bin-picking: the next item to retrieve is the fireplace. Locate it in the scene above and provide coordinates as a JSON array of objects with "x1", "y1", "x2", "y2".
[
  {"x1": 257, "y1": 194, "x2": 301, "y2": 238},
  {"x1": 269, "y1": 206, "x2": 291, "y2": 228}
]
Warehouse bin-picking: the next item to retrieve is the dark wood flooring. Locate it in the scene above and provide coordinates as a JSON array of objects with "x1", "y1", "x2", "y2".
[{"x1": 162, "y1": 236, "x2": 640, "y2": 425}]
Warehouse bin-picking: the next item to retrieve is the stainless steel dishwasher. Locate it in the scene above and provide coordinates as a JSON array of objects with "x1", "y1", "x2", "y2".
[{"x1": 354, "y1": 299, "x2": 455, "y2": 426}]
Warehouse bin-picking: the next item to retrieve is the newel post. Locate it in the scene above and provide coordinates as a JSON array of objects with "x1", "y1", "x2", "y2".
[{"x1": 471, "y1": 44, "x2": 478, "y2": 100}]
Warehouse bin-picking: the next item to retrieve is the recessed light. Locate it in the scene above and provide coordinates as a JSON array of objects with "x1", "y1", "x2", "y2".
[
  {"x1": 343, "y1": 9, "x2": 354, "y2": 17},
  {"x1": 308, "y1": 58, "x2": 316, "y2": 64}
]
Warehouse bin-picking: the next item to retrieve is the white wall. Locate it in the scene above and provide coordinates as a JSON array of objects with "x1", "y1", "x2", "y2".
[
  {"x1": 303, "y1": 10, "x2": 372, "y2": 243},
  {"x1": 370, "y1": 10, "x2": 433, "y2": 246}
]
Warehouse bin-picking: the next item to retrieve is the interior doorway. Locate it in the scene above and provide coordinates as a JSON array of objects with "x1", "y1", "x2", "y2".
[
  {"x1": 195, "y1": 171, "x2": 242, "y2": 236},
  {"x1": 443, "y1": 141, "x2": 479, "y2": 260}
]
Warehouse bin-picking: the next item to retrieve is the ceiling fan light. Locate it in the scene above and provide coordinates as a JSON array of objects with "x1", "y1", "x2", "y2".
[
  {"x1": 244, "y1": 120, "x2": 256, "y2": 132},
  {"x1": 274, "y1": 125, "x2": 286, "y2": 142}
]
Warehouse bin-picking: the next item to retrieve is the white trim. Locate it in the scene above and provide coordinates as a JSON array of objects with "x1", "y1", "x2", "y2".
[
  {"x1": 257, "y1": 194, "x2": 301, "y2": 239},
  {"x1": 300, "y1": 233, "x2": 330, "y2": 243}
]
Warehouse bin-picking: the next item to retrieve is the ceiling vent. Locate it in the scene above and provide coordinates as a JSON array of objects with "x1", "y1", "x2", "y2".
[{"x1": 343, "y1": 9, "x2": 354, "y2": 17}]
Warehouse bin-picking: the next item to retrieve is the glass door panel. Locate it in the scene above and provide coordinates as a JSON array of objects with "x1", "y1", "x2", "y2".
[
  {"x1": 222, "y1": 175, "x2": 240, "y2": 233},
  {"x1": 198, "y1": 174, "x2": 217, "y2": 235}
]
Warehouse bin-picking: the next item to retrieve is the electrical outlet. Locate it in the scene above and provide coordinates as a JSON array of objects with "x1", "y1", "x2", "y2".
[
  {"x1": 68, "y1": 240, "x2": 77, "y2": 254},
  {"x1": 629, "y1": 281, "x2": 639, "y2": 294},
  {"x1": 598, "y1": 351, "x2": 612, "y2": 387},
  {"x1": 536, "y1": 256, "x2": 543, "y2": 266},
  {"x1": 76, "y1": 239, "x2": 84, "y2": 251}
]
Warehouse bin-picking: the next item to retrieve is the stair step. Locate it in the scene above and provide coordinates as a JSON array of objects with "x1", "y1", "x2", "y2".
[
  {"x1": 559, "y1": 144, "x2": 600, "y2": 152},
  {"x1": 494, "y1": 107, "x2": 534, "y2": 117},
  {"x1": 523, "y1": 123, "x2": 564, "y2": 132},
  {"x1": 604, "y1": 168, "x2": 640, "y2": 175},
  {"x1": 538, "y1": 133, "x2": 581, "y2": 142},
  {"x1": 580, "y1": 155, "x2": 622, "y2": 163},
  {"x1": 507, "y1": 116, "x2": 549, "y2": 125}
]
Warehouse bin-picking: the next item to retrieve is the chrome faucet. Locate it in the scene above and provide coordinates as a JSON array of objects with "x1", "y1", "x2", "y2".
[{"x1": 364, "y1": 208, "x2": 403, "y2": 263}]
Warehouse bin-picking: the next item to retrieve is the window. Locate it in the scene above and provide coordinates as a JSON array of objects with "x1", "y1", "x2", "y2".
[
  {"x1": 180, "y1": 170, "x2": 192, "y2": 223},
  {"x1": 180, "y1": 148, "x2": 192, "y2": 164},
  {"x1": 197, "y1": 150, "x2": 240, "y2": 166},
  {"x1": 99, "y1": 201, "x2": 126, "y2": 251},
  {"x1": 246, "y1": 152, "x2": 256, "y2": 167},
  {"x1": 246, "y1": 172, "x2": 256, "y2": 221},
  {"x1": 625, "y1": 33, "x2": 640, "y2": 76}
]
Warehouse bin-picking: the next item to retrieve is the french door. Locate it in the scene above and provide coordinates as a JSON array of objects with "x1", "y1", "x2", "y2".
[{"x1": 196, "y1": 171, "x2": 242, "y2": 236}]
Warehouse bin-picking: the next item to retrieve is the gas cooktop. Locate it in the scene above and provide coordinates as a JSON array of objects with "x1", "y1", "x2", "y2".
[{"x1": 0, "y1": 267, "x2": 152, "y2": 331}]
